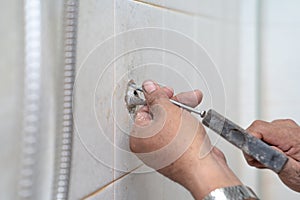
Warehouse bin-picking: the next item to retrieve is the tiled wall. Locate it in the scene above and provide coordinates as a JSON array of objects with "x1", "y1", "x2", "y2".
[
  {"x1": 1, "y1": 0, "x2": 299, "y2": 199},
  {"x1": 70, "y1": 0, "x2": 243, "y2": 199}
]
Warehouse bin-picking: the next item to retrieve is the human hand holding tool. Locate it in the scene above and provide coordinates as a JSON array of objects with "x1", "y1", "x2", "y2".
[
  {"x1": 244, "y1": 119, "x2": 300, "y2": 192},
  {"x1": 127, "y1": 80, "x2": 258, "y2": 200},
  {"x1": 127, "y1": 80, "x2": 288, "y2": 173}
]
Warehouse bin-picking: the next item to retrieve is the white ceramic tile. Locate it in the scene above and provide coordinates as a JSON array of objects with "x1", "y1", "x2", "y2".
[
  {"x1": 114, "y1": 171, "x2": 192, "y2": 200},
  {"x1": 69, "y1": 137, "x2": 114, "y2": 200},
  {"x1": 113, "y1": 1, "x2": 201, "y2": 199},
  {"x1": 70, "y1": 0, "x2": 115, "y2": 199},
  {"x1": 193, "y1": 11, "x2": 243, "y2": 176},
  {"x1": 113, "y1": 1, "x2": 167, "y2": 199},
  {"x1": 76, "y1": 0, "x2": 115, "y2": 63},
  {"x1": 113, "y1": 0, "x2": 164, "y2": 158}
]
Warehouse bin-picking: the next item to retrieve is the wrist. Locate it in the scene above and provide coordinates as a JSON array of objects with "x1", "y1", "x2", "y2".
[
  {"x1": 278, "y1": 157, "x2": 300, "y2": 192},
  {"x1": 185, "y1": 153, "x2": 242, "y2": 200}
]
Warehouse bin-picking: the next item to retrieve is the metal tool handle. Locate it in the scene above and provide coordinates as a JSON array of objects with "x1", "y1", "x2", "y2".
[{"x1": 202, "y1": 109, "x2": 288, "y2": 173}]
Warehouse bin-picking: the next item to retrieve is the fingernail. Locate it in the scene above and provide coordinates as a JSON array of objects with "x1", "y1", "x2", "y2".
[
  {"x1": 135, "y1": 112, "x2": 143, "y2": 121},
  {"x1": 135, "y1": 112, "x2": 147, "y2": 121},
  {"x1": 143, "y1": 80, "x2": 157, "y2": 93}
]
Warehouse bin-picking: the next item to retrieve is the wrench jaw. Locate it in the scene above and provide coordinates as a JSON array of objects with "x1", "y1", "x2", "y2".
[{"x1": 125, "y1": 80, "x2": 146, "y2": 115}]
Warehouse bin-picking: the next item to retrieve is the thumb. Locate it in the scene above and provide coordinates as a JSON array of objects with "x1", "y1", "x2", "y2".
[
  {"x1": 132, "y1": 80, "x2": 173, "y2": 138},
  {"x1": 142, "y1": 80, "x2": 170, "y2": 106}
]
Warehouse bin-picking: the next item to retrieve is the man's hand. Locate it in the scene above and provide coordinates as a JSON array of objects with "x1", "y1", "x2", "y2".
[
  {"x1": 130, "y1": 80, "x2": 242, "y2": 199},
  {"x1": 244, "y1": 119, "x2": 300, "y2": 192}
]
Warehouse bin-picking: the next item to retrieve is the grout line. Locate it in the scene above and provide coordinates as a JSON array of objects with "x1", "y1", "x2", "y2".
[
  {"x1": 113, "y1": 0, "x2": 116, "y2": 199},
  {"x1": 131, "y1": 0, "x2": 218, "y2": 20},
  {"x1": 81, "y1": 164, "x2": 143, "y2": 200}
]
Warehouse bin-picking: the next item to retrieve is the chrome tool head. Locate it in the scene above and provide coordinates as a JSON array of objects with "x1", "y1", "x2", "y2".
[{"x1": 125, "y1": 80, "x2": 146, "y2": 114}]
